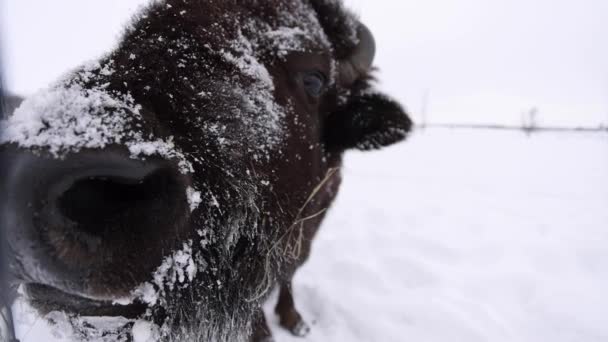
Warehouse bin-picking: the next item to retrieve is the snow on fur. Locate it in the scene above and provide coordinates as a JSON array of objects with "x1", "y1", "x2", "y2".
[{"x1": 0, "y1": 84, "x2": 136, "y2": 156}]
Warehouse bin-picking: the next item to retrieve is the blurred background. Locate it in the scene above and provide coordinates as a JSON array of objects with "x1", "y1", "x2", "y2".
[
  {"x1": 2, "y1": 0, "x2": 608, "y2": 128},
  {"x1": 1, "y1": 1, "x2": 607, "y2": 342}
]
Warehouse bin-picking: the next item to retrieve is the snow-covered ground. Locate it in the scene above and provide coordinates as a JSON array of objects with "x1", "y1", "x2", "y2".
[
  {"x1": 264, "y1": 128, "x2": 608, "y2": 342},
  {"x1": 13, "y1": 128, "x2": 608, "y2": 341}
]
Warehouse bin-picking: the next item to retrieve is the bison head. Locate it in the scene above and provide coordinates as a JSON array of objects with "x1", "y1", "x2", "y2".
[{"x1": 0, "y1": 0, "x2": 411, "y2": 340}]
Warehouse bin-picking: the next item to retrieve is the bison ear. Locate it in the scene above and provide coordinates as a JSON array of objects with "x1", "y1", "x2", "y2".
[{"x1": 325, "y1": 92, "x2": 413, "y2": 151}]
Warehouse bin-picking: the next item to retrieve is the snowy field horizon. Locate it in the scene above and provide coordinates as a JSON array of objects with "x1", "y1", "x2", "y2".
[{"x1": 11, "y1": 128, "x2": 608, "y2": 342}]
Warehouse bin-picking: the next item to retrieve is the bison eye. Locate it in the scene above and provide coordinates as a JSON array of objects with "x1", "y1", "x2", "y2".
[{"x1": 302, "y1": 71, "x2": 327, "y2": 97}]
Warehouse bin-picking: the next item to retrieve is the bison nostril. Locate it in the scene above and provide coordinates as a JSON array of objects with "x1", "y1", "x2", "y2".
[
  {"x1": 56, "y1": 168, "x2": 182, "y2": 237},
  {"x1": 2, "y1": 149, "x2": 192, "y2": 297}
]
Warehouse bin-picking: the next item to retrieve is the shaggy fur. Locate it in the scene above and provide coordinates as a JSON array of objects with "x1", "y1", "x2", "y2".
[{"x1": 0, "y1": 1, "x2": 412, "y2": 341}]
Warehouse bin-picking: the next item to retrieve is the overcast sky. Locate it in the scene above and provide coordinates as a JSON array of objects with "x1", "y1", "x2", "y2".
[{"x1": 2, "y1": 0, "x2": 607, "y2": 127}]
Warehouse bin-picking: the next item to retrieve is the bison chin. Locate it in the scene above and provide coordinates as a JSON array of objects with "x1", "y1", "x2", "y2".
[
  {"x1": 127, "y1": 172, "x2": 286, "y2": 342},
  {"x1": 143, "y1": 233, "x2": 281, "y2": 342}
]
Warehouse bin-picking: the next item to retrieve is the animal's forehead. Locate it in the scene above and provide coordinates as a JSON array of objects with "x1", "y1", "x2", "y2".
[{"x1": 152, "y1": 0, "x2": 333, "y2": 53}]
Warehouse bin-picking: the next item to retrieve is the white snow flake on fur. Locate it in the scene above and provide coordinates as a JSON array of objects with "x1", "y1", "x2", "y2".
[
  {"x1": 0, "y1": 85, "x2": 137, "y2": 156},
  {"x1": 221, "y1": 30, "x2": 274, "y2": 89},
  {"x1": 264, "y1": 26, "x2": 317, "y2": 58},
  {"x1": 131, "y1": 283, "x2": 158, "y2": 306},
  {"x1": 1, "y1": 84, "x2": 194, "y2": 174},
  {"x1": 217, "y1": 27, "x2": 286, "y2": 155},
  {"x1": 186, "y1": 186, "x2": 202, "y2": 212},
  {"x1": 208, "y1": 6, "x2": 333, "y2": 158},
  {"x1": 127, "y1": 138, "x2": 194, "y2": 174},
  {"x1": 131, "y1": 242, "x2": 198, "y2": 306},
  {"x1": 132, "y1": 320, "x2": 160, "y2": 342}
]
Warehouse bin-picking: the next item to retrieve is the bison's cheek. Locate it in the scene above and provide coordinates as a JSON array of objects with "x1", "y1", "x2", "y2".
[
  {"x1": 257, "y1": 116, "x2": 333, "y2": 229},
  {"x1": 1, "y1": 146, "x2": 192, "y2": 300}
]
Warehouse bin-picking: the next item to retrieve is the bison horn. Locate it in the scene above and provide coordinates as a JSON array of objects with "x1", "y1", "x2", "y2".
[{"x1": 339, "y1": 23, "x2": 376, "y2": 85}]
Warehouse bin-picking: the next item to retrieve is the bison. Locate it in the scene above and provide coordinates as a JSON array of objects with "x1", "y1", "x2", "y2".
[{"x1": 0, "y1": 0, "x2": 412, "y2": 341}]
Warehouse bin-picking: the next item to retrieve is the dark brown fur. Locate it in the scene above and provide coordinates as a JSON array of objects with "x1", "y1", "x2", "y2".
[{"x1": 1, "y1": 1, "x2": 412, "y2": 341}]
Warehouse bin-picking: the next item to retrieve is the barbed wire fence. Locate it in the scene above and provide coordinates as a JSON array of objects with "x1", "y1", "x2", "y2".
[{"x1": 416, "y1": 91, "x2": 608, "y2": 133}]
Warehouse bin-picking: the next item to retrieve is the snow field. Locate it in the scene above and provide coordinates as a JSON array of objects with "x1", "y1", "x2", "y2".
[{"x1": 265, "y1": 128, "x2": 608, "y2": 342}]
